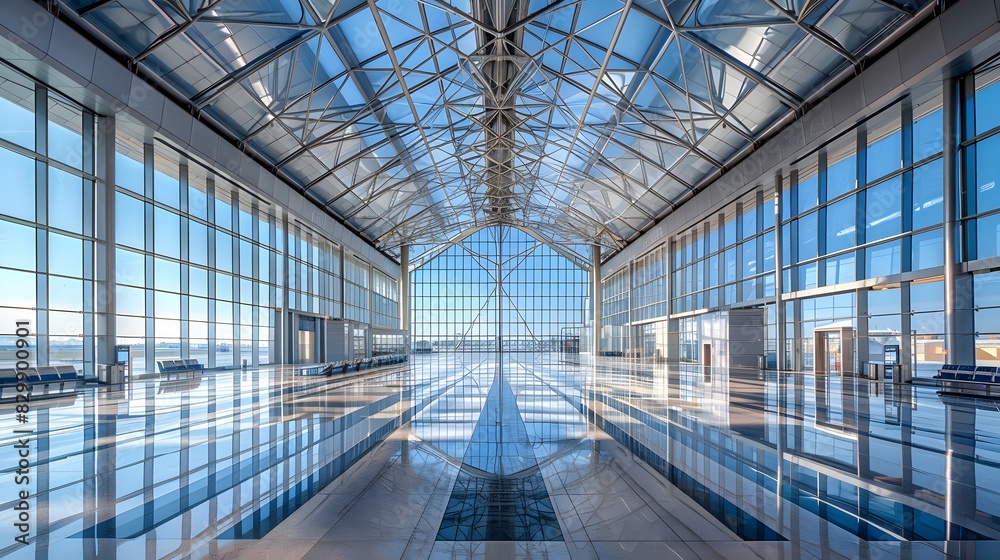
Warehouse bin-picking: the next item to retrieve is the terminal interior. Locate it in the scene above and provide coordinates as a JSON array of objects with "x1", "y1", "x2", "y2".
[{"x1": 2, "y1": 0, "x2": 1000, "y2": 558}]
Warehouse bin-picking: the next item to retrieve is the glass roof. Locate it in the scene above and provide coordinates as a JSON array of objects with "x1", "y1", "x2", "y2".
[{"x1": 64, "y1": 0, "x2": 929, "y2": 261}]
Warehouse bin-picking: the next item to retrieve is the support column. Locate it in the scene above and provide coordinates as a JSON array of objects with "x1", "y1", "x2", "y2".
[
  {"x1": 179, "y1": 163, "x2": 190, "y2": 361},
  {"x1": 82, "y1": 112, "x2": 96, "y2": 377},
  {"x1": 400, "y1": 245, "x2": 410, "y2": 350},
  {"x1": 34, "y1": 85, "x2": 49, "y2": 368},
  {"x1": 367, "y1": 261, "x2": 374, "y2": 359},
  {"x1": 592, "y1": 245, "x2": 602, "y2": 357},
  {"x1": 944, "y1": 76, "x2": 975, "y2": 364},
  {"x1": 230, "y1": 189, "x2": 241, "y2": 367},
  {"x1": 143, "y1": 143, "x2": 156, "y2": 374},
  {"x1": 277, "y1": 212, "x2": 289, "y2": 363},
  {"x1": 250, "y1": 202, "x2": 259, "y2": 367},
  {"x1": 792, "y1": 300, "x2": 803, "y2": 371},
  {"x1": 668, "y1": 238, "x2": 679, "y2": 363},
  {"x1": 95, "y1": 114, "x2": 116, "y2": 371},
  {"x1": 339, "y1": 245, "x2": 346, "y2": 320},
  {"x1": 205, "y1": 176, "x2": 217, "y2": 369},
  {"x1": 268, "y1": 213, "x2": 279, "y2": 365},
  {"x1": 774, "y1": 174, "x2": 786, "y2": 371},
  {"x1": 900, "y1": 282, "x2": 913, "y2": 378},
  {"x1": 626, "y1": 260, "x2": 633, "y2": 358}
]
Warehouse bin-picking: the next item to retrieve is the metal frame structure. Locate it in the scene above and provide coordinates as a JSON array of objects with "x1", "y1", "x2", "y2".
[{"x1": 59, "y1": 0, "x2": 932, "y2": 263}]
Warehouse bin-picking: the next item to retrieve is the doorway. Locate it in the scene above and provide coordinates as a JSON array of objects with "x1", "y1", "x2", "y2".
[
  {"x1": 298, "y1": 330, "x2": 316, "y2": 364},
  {"x1": 294, "y1": 314, "x2": 320, "y2": 364},
  {"x1": 813, "y1": 324, "x2": 854, "y2": 375}
]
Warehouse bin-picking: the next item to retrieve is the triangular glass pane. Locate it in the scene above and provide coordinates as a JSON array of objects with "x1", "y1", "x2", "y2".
[
  {"x1": 695, "y1": 0, "x2": 783, "y2": 25},
  {"x1": 613, "y1": 8, "x2": 664, "y2": 64},
  {"x1": 379, "y1": 9, "x2": 423, "y2": 47},
  {"x1": 209, "y1": 0, "x2": 304, "y2": 24},
  {"x1": 188, "y1": 22, "x2": 308, "y2": 73}
]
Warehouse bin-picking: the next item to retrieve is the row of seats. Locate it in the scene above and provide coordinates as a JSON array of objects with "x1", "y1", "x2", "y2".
[
  {"x1": 321, "y1": 354, "x2": 410, "y2": 376},
  {"x1": 372, "y1": 354, "x2": 408, "y2": 368},
  {"x1": 156, "y1": 359, "x2": 205, "y2": 374},
  {"x1": 0, "y1": 365, "x2": 82, "y2": 401},
  {"x1": 934, "y1": 364, "x2": 1000, "y2": 396}
]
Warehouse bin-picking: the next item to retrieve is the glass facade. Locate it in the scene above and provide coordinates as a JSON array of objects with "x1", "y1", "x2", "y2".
[
  {"x1": 631, "y1": 245, "x2": 668, "y2": 322},
  {"x1": 287, "y1": 224, "x2": 340, "y2": 320},
  {"x1": 597, "y1": 67, "x2": 995, "y2": 378},
  {"x1": 411, "y1": 227, "x2": 589, "y2": 355},
  {"x1": 114, "y1": 140, "x2": 284, "y2": 373},
  {"x1": 969, "y1": 60, "x2": 1000, "y2": 368},
  {"x1": 672, "y1": 191, "x2": 777, "y2": 315},
  {"x1": 371, "y1": 268, "x2": 400, "y2": 329},
  {"x1": 343, "y1": 254, "x2": 370, "y2": 325},
  {"x1": 600, "y1": 268, "x2": 629, "y2": 356},
  {"x1": 0, "y1": 67, "x2": 96, "y2": 375},
  {"x1": 0, "y1": 63, "x2": 397, "y2": 375}
]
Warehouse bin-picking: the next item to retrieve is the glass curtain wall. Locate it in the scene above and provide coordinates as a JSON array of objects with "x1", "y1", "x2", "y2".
[
  {"x1": 969, "y1": 58, "x2": 1000, "y2": 365},
  {"x1": 601, "y1": 268, "x2": 629, "y2": 356},
  {"x1": 631, "y1": 245, "x2": 668, "y2": 322},
  {"x1": 344, "y1": 254, "x2": 370, "y2": 324},
  {"x1": 371, "y1": 267, "x2": 402, "y2": 357},
  {"x1": 411, "y1": 226, "x2": 589, "y2": 358},
  {"x1": 371, "y1": 268, "x2": 400, "y2": 329},
  {"x1": 672, "y1": 189, "x2": 776, "y2": 316},
  {"x1": 602, "y1": 81, "x2": 947, "y2": 375},
  {"x1": 0, "y1": 63, "x2": 96, "y2": 375},
  {"x1": 780, "y1": 95, "x2": 943, "y2": 291},
  {"x1": 968, "y1": 57, "x2": 1000, "y2": 262},
  {"x1": 975, "y1": 273, "x2": 1000, "y2": 366},
  {"x1": 630, "y1": 245, "x2": 669, "y2": 361},
  {"x1": 287, "y1": 224, "x2": 340, "y2": 320},
  {"x1": 114, "y1": 134, "x2": 282, "y2": 374},
  {"x1": 0, "y1": 62, "x2": 395, "y2": 375}
]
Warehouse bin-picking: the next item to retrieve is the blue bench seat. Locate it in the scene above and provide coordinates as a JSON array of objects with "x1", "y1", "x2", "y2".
[
  {"x1": 156, "y1": 359, "x2": 205, "y2": 375},
  {"x1": 935, "y1": 363, "x2": 1000, "y2": 397},
  {"x1": 0, "y1": 365, "x2": 82, "y2": 402}
]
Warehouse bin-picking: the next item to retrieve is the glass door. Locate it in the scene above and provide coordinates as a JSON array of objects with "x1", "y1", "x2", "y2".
[{"x1": 826, "y1": 332, "x2": 841, "y2": 374}]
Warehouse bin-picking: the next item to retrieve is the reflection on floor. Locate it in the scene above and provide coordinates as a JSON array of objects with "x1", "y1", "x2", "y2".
[
  {"x1": 437, "y1": 367, "x2": 561, "y2": 542},
  {"x1": 2, "y1": 354, "x2": 1000, "y2": 558}
]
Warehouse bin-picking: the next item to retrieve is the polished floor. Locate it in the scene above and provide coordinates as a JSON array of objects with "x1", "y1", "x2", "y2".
[{"x1": 2, "y1": 355, "x2": 1000, "y2": 559}]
